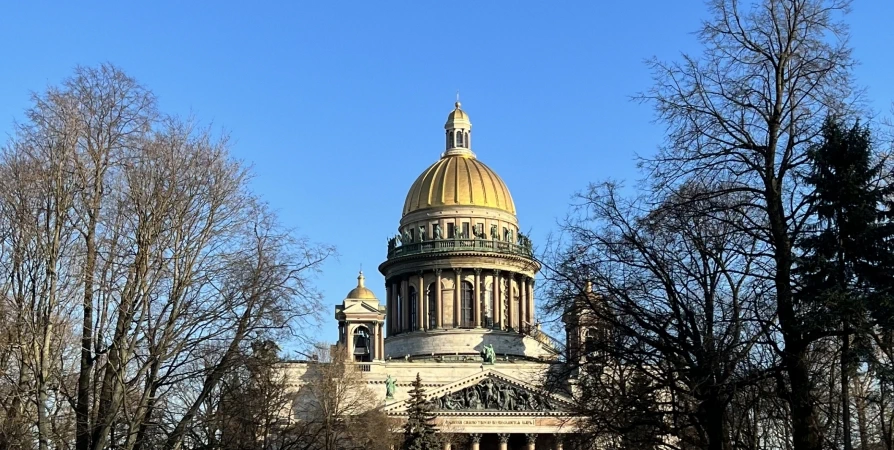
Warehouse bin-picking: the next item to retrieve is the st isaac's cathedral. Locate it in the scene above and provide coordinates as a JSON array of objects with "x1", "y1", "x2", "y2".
[{"x1": 286, "y1": 102, "x2": 596, "y2": 450}]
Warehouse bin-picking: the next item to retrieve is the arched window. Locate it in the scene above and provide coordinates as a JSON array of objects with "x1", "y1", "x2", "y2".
[
  {"x1": 427, "y1": 282, "x2": 438, "y2": 329},
  {"x1": 464, "y1": 131, "x2": 469, "y2": 148},
  {"x1": 457, "y1": 130, "x2": 464, "y2": 147},
  {"x1": 461, "y1": 281, "x2": 474, "y2": 327},
  {"x1": 585, "y1": 328, "x2": 599, "y2": 355},
  {"x1": 353, "y1": 326, "x2": 371, "y2": 362},
  {"x1": 408, "y1": 286, "x2": 418, "y2": 331},
  {"x1": 449, "y1": 131, "x2": 454, "y2": 148}
]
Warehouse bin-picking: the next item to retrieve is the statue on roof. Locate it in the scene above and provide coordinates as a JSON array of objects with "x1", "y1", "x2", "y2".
[
  {"x1": 385, "y1": 375, "x2": 396, "y2": 399},
  {"x1": 481, "y1": 344, "x2": 496, "y2": 365},
  {"x1": 434, "y1": 224, "x2": 442, "y2": 240}
]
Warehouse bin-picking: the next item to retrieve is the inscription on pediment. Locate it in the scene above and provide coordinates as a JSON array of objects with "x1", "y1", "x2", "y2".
[{"x1": 433, "y1": 378, "x2": 559, "y2": 412}]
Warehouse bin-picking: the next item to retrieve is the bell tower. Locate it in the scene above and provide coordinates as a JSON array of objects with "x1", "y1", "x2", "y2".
[
  {"x1": 562, "y1": 281, "x2": 611, "y2": 367},
  {"x1": 334, "y1": 272, "x2": 386, "y2": 362}
]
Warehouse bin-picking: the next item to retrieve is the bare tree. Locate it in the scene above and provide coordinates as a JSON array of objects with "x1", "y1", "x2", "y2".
[
  {"x1": 287, "y1": 345, "x2": 399, "y2": 450},
  {"x1": 0, "y1": 64, "x2": 333, "y2": 450},
  {"x1": 542, "y1": 182, "x2": 774, "y2": 450},
  {"x1": 636, "y1": 1, "x2": 859, "y2": 449}
]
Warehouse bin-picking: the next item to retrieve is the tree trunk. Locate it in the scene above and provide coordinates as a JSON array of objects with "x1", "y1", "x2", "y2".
[
  {"x1": 842, "y1": 320, "x2": 853, "y2": 450},
  {"x1": 701, "y1": 397, "x2": 731, "y2": 450},
  {"x1": 76, "y1": 216, "x2": 97, "y2": 450},
  {"x1": 768, "y1": 190, "x2": 822, "y2": 450}
]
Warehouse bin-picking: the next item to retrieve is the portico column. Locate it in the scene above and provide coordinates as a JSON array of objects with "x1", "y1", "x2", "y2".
[
  {"x1": 497, "y1": 433, "x2": 510, "y2": 450},
  {"x1": 417, "y1": 272, "x2": 425, "y2": 330},
  {"x1": 469, "y1": 433, "x2": 481, "y2": 450},
  {"x1": 520, "y1": 277, "x2": 528, "y2": 331},
  {"x1": 442, "y1": 439, "x2": 451, "y2": 450},
  {"x1": 525, "y1": 433, "x2": 537, "y2": 450},
  {"x1": 493, "y1": 270, "x2": 501, "y2": 330},
  {"x1": 435, "y1": 269, "x2": 443, "y2": 328},
  {"x1": 553, "y1": 434, "x2": 564, "y2": 450},
  {"x1": 454, "y1": 269, "x2": 462, "y2": 327},
  {"x1": 473, "y1": 269, "x2": 482, "y2": 327}
]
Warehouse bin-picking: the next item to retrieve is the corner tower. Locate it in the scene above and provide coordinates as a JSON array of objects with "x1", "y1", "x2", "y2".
[{"x1": 379, "y1": 102, "x2": 549, "y2": 360}]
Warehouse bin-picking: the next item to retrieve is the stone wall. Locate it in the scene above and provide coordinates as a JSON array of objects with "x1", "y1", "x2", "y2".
[{"x1": 383, "y1": 329, "x2": 556, "y2": 360}]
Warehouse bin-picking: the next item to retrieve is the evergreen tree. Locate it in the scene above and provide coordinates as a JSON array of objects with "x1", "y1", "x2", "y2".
[
  {"x1": 798, "y1": 117, "x2": 894, "y2": 450},
  {"x1": 402, "y1": 373, "x2": 440, "y2": 450}
]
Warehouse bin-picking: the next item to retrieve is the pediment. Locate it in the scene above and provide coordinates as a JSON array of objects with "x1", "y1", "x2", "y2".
[
  {"x1": 384, "y1": 370, "x2": 573, "y2": 415},
  {"x1": 342, "y1": 300, "x2": 380, "y2": 314}
]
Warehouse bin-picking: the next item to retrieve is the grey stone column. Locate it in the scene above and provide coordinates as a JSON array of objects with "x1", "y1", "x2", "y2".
[
  {"x1": 386, "y1": 283, "x2": 394, "y2": 335},
  {"x1": 435, "y1": 269, "x2": 443, "y2": 329},
  {"x1": 454, "y1": 269, "x2": 462, "y2": 327},
  {"x1": 525, "y1": 433, "x2": 537, "y2": 450},
  {"x1": 473, "y1": 269, "x2": 482, "y2": 327},
  {"x1": 469, "y1": 433, "x2": 481, "y2": 450},
  {"x1": 418, "y1": 272, "x2": 425, "y2": 331},
  {"x1": 497, "y1": 433, "x2": 510, "y2": 450},
  {"x1": 520, "y1": 277, "x2": 528, "y2": 331},
  {"x1": 346, "y1": 323, "x2": 354, "y2": 360},
  {"x1": 493, "y1": 270, "x2": 501, "y2": 329},
  {"x1": 370, "y1": 322, "x2": 377, "y2": 360},
  {"x1": 377, "y1": 322, "x2": 383, "y2": 359},
  {"x1": 506, "y1": 272, "x2": 518, "y2": 331},
  {"x1": 401, "y1": 278, "x2": 409, "y2": 332},
  {"x1": 528, "y1": 278, "x2": 535, "y2": 326}
]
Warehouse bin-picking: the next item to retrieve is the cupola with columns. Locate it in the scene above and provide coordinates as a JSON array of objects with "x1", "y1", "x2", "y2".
[
  {"x1": 379, "y1": 102, "x2": 552, "y2": 361},
  {"x1": 334, "y1": 272, "x2": 386, "y2": 362}
]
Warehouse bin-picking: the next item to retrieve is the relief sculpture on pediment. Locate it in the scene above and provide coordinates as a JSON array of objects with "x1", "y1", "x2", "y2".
[{"x1": 433, "y1": 378, "x2": 557, "y2": 412}]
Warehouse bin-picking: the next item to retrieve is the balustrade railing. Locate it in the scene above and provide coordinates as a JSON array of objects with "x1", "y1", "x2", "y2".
[
  {"x1": 387, "y1": 237, "x2": 533, "y2": 259},
  {"x1": 521, "y1": 321, "x2": 564, "y2": 354}
]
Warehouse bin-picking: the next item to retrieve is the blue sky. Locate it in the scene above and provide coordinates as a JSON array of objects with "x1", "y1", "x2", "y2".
[{"x1": 2, "y1": 1, "x2": 892, "y2": 346}]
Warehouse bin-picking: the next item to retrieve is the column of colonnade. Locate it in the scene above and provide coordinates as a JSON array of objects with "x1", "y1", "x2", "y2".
[
  {"x1": 385, "y1": 269, "x2": 536, "y2": 336},
  {"x1": 435, "y1": 433, "x2": 564, "y2": 450}
]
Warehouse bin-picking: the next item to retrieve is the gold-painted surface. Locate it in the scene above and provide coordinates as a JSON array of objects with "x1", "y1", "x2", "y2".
[
  {"x1": 346, "y1": 286, "x2": 377, "y2": 299},
  {"x1": 403, "y1": 154, "x2": 516, "y2": 216},
  {"x1": 347, "y1": 271, "x2": 378, "y2": 299}
]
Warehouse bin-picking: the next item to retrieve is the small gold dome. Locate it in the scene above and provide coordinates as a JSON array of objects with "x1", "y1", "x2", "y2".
[
  {"x1": 346, "y1": 271, "x2": 377, "y2": 299},
  {"x1": 403, "y1": 154, "x2": 516, "y2": 216},
  {"x1": 446, "y1": 101, "x2": 468, "y2": 121}
]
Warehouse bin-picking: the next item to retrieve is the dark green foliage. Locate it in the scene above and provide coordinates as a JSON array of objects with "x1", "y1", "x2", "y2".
[
  {"x1": 798, "y1": 117, "x2": 894, "y2": 343},
  {"x1": 402, "y1": 374, "x2": 440, "y2": 450},
  {"x1": 797, "y1": 117, "x2": 894, "y2": 449}
]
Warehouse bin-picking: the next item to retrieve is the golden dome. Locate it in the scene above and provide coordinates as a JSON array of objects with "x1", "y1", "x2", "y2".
[
  {"x1": 446, "y1": 101, "x2": 468, "y2": 121},
  {"x1": 346, "y1": 272, "x2": 377, "y2": 299},
  {"x1": 403, "y1": 154, "x2": 516, "y2": 216}
]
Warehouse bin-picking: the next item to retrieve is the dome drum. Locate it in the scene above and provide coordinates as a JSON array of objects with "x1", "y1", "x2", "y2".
[{"x1": 384, "y1": 328, "x2": 557, "y2": 360}]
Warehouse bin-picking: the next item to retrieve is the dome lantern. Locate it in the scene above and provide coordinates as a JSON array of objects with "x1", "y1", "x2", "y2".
[{"x1": 444, "y1": 101, "x2": 474, "y2": 158}]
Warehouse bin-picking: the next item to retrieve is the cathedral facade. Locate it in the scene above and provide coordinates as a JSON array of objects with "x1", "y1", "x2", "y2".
[{"x1": 288, "y1": 103, "x2": 586, "y2": 450}]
